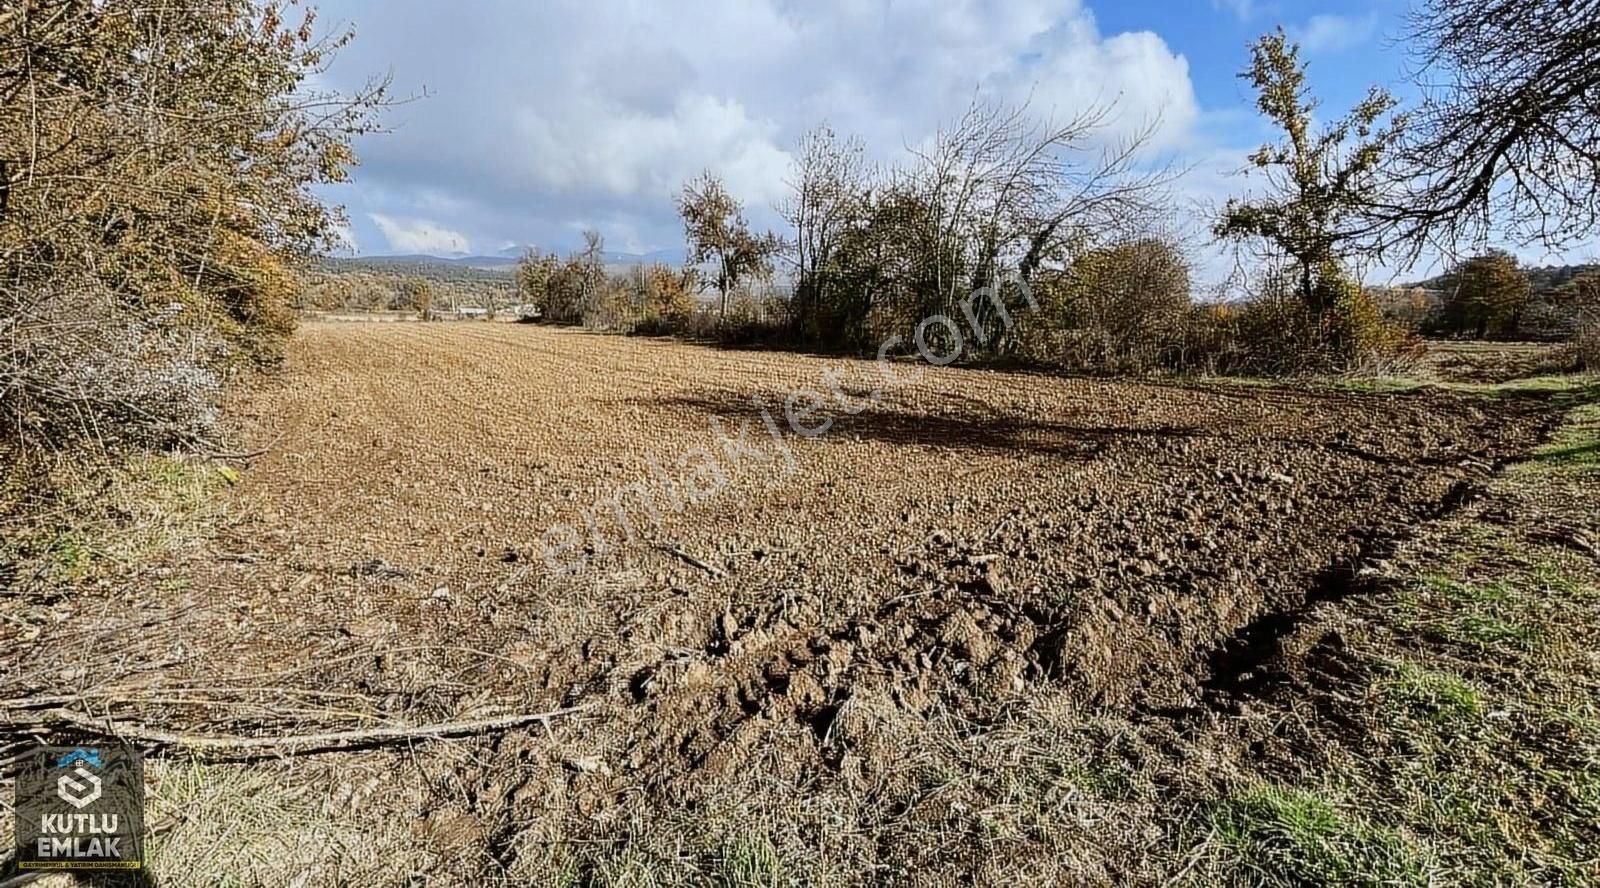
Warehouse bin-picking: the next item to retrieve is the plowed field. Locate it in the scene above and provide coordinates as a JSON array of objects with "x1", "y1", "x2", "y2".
[{"x1": 5, "y1": 321, "x2": 1566, "y2": 883}]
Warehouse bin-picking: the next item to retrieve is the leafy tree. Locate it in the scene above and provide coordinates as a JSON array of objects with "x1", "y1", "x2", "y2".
[
  {"x1": 401, "y1": 278, "x2": 436, "y2": 321},
  {"x1": 1214, "y1": 30, "x2": 1405, "y2": 315},
  {"x1": 515, "y1": 249, "x2": 559, "y2": 315},
  {"x1": 677, "y1": 172, "x2": 782, "y2": 318},
  {"x1": 1438, "y1": 251, "x2": 1531, "y2": 338}
]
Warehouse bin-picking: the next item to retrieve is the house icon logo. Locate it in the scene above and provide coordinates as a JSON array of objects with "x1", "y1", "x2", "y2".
[{"x1": 55, "y1": 749, "x2": 103, "y2": 809}]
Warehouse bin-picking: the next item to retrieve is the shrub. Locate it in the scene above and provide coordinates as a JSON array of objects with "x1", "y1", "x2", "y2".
[
  {"x1": 570, "y1": 264, "x2": 705, "y2": 334},
  {"x1": 1, "y1": 276, "x2": 223, "y2": 451},
  {"x1": 1192, "y1": 265, "x2": 1416, "y2": 376},
  {"x1": 1017, "y1": 238, "x2": 1193, "y2": 373},
  {"x1": 1576, "y1": 324, "x2": 1600, "y2": 372},
  {"x1": 519, "y1": 237, "x2": 608, "y2": 327},
  {"x1": 716, "y1": 291, "x2": 792, "y2": 346},
  {"x1": 0, "y1": 2, "x2": 379, "y2": 452},
  {"x1": 1319, "y1": 266, "x2": 1419, "y2": 373},
  {"x1": 1218, "y1": 276, "x2": 1328, "y2": 375}
]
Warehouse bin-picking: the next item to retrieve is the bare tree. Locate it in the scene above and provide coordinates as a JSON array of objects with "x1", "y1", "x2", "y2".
[
  {"x1": 892, "y1": 96, "x2": 1179, "y2": 351},
  {"x1": 1376, "y1": 0, "x2": 1600, "y2": 253},
  {"x1": 780, "y1": 126, "x2": 873, "y2": 342}
]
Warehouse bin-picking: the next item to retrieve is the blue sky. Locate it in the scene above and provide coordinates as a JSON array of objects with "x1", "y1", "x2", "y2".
[
  {"x1": 1103, "y1": 0, "x2": 1411, "y2": 114},
  {"x1": 311, "y1": 0, "x2": 1512, "y2": 282}
]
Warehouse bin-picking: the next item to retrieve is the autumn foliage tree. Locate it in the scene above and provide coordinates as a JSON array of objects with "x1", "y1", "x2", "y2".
[
  {"x1": 1437, "y1": 251, "x2": 1531, "y2": 338},
  {"x1": 0, "y1": 0, "x2": 383, "y2": 448},
  {"x1": 677, "y1": 172, "x2": 783, "y2": 318}
]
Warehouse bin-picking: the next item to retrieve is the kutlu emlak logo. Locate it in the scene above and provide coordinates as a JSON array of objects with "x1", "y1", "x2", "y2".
[{"x1": 14, "y1": 744, "x2": 145, "y2": 871}]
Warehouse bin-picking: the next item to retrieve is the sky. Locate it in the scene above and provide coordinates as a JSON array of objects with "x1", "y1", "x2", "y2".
[{"x1": 308, "y1": 0, "x2": 1561, "y2": 283}]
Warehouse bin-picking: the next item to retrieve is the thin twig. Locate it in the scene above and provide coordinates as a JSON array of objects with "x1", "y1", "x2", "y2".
[
  {"x1": 17, "y1": 703, "x2": 593, "y2": 755},
  {"x1": 202, "y1": 429, "x2": 286, "y2": 462},
  {"x1": 657, "y1": 543, "x2": 726, "y2": 578}
]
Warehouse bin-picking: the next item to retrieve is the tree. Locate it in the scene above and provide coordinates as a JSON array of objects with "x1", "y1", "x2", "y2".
[
  {"x1": 1438, "y1": 251, "x2": 1530, "y2": 338},
  {"x1": 642, "y1": 263, "x2": 697, "y2": 323},
  {"x1": 774, "y1": 99, "x2": 1175, "y2": 354},
  {"x1": 401, "y1": 278, "x2": 435, "y2": 321},
  {"x1": 515, "y1": 248, "x2": 559, "y2": 316},
  {"x1": 897, "y1": 99, "x2": 1173, "y2": 341},
  {"x1": 677, "y1": 172, "x2": 782, "y2": 318},
  {"x1": 1214, "y1": 30, "x2": 1405, "y2": 315},
  {"x1": 0, "y1": 1, "x2": 384, "y2": 448},
  {"x1": 1378, "y1": 0, "x2": 1600, "y2": 252},
  {"x1": 780, "y1": 126, "x2": 873, "y2": 345}
]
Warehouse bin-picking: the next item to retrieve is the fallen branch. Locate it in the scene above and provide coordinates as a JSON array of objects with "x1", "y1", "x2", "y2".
[
  {"x1": 203, "y1": 429, "x2": 287, "y2": 462},
  {"x1": 19, "y1": 704, "x2": 593, "y2": 756},
  {"x1": 658, "y1": 544, "x2": 726, "y2": 578}
]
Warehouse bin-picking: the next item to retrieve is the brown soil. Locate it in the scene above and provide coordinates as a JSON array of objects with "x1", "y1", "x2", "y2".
[{"x1": 2, "y1": 323, "x2": 1562, "y2": 879}]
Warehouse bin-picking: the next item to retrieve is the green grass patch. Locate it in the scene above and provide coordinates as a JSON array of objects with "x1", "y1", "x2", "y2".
[
  {"x1": 712, "y1": 834, "x2": 788, "y2": 888},
  {"x1": 1335, "y1": 373, "x2": 1600, "y2": 400},
  {"x1": 43, "y1": 531, "x2": 96, "y2": 583},
  {"x1": 1527, "y1": 401, "x2": 1600, "y2": 473},
  {"x1": 1205, "y1": 783, "x2": 1428, "y2": 886},
  {"x1": 1445, "y1": 612, "x2": 1541, "y2": 650},
  {"x1": 1379, "y1": 661, "x2": 1483, "y2": 724},
  {"x1": 1409, "y1": 575, "x2": 1543, "y2": 653}
]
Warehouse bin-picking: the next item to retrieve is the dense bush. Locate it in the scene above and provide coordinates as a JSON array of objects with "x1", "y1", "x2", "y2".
[
  {"x1": 592, "y1": 265, "x2": 701, "y2": 334},
  {"x1": 2, "y1": 277, "x2": 223, "y2": 449},
  {"x1": 0, "y1": 2, "x2": 379, "y2": 451},
  {"x1": 1186, "y1": 267, "x2": 1416, "y2": 376},
  {"x1": 516, "y1": 235, "x2": 608, "y2": 326},
  {"x1": 1018, "y1": 239, "x2": 1192, "y2": 373}
]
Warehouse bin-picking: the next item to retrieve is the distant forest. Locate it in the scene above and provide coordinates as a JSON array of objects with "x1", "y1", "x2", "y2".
[{"x1": 1407, "y1": 264, "x2": 1600, "y2": 296}]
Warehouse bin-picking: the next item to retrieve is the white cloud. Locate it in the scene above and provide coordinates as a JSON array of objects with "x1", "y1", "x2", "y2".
[
  {"x1": 1291, "y1": 13, "x2": 1379, "y2": 54},
  {"x1": 1212, "y1": 0, "x2": 1256, "y2": 22},
  {"x1": 367, "y1": 213, "x2": 472, "y2": 255},
  {"x1": 314, "y1": 0, "x2": 1200, "y2": 254}
]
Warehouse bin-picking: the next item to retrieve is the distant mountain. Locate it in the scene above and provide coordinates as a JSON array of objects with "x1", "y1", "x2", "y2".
[
  {"x1": 336, "y1": 253, "x2": 519, "y2": 270},
  {"x1": 319, "y1": 248, "x2": 689, "y2": 274},
  {"x1": 601, "y1": 248, "x2": 688, "y2": 266}
]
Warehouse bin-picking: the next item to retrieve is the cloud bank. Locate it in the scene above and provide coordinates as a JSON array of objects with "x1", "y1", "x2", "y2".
[{"x1": 313, "y1": 0, "x2": 1199, "y2": 256}]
